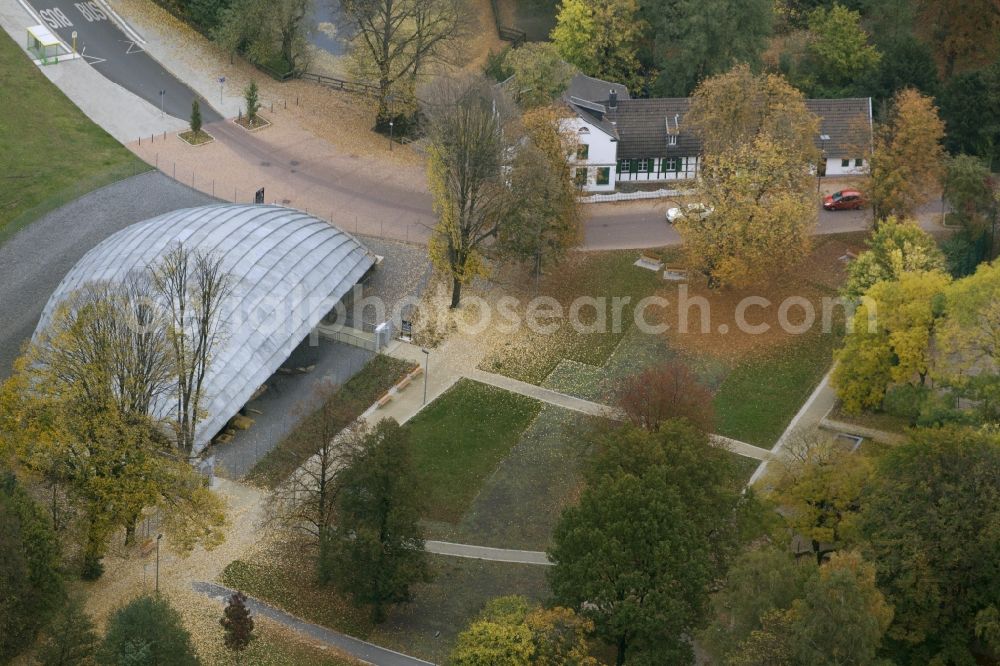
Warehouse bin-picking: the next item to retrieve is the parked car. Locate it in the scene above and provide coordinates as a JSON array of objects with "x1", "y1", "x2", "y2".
[
  {"x1": 823, "y1": 189, "x2": 866, "y2": 211},
  {"x1": 666, "y1": 203, "x2": 712, "y2": 223}
]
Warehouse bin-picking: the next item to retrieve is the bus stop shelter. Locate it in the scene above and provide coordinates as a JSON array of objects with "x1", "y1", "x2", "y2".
[{"x1": 26, "y1": 25, "x2": 66, "y2": 65}]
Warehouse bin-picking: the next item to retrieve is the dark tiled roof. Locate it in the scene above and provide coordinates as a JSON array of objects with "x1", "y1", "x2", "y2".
[
  {"x1": 599, "y1": 97, "x2": 872, "y2": 159},
  {"x1": 611, "y1": 98, "x2": 698, "y2": 158},
  {"x1": 565, "y1": 73, "x2": 630, "y2": 105},
  {"x1": 806, "y1": 98, "x2": 872, "y2": 156}
]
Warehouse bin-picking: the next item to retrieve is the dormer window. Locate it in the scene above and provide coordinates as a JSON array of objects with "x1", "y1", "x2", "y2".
[{"x1": 668, "y1": 135, "x2": 677, "y2": 146}]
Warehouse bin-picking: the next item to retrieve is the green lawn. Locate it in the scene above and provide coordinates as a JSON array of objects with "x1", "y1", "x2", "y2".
[
  {"x1": 222, "y1": 545, "x2": 549, "y2": 664},
  {"x1": 246, "y1": 354, "x2": 415, "y2": 488},
  {"x1": 405, "y1": 379, "x2": 542, "y2": 523},
  {"x1": 479, "y1": 250, "x2": 669, "y2": 384},
  {"x1": 713, "y1": 332, "x2": 840, "y2": 447},
  {"x1": 0, "y1": 33, "x2": 149, "y2": 242}
]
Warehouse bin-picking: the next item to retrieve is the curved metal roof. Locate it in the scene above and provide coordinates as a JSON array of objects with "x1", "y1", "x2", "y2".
[{"x1": 36, "y1": 204, "x2": 375, "y2": 453}]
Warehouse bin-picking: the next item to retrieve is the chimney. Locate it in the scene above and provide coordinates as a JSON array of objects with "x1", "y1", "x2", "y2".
[{"x1": 609, "y1": 89, "x2": 618, "y2": 109}]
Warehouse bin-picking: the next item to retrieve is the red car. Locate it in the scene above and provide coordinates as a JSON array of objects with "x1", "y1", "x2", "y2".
[{"x1": 823, "y1": 189, "x2": 866, "y2": 211}]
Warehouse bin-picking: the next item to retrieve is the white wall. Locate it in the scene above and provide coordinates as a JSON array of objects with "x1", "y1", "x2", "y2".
[
  {"x1": 563, "y1": 116, "x2": 618, "y2": 192},
  {"x1": 826, "y1": 156, "x2": 868, "y2": 176},
  {"x1": 616, "y1": 157, "x2": 698, "y2": 183}
]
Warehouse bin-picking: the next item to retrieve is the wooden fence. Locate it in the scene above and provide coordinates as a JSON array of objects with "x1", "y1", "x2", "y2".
[{"x1": 300, "y1": 72, "x2": 379, "y2": 96}]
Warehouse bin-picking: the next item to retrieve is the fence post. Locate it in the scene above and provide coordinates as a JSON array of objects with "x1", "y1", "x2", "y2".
[
  {"x1": 234, "y1": 187, "x2": 237, "y2": 202},
  {"x1": 212, "y1": 180, "x2": 215, "y2": 197},
  {"x1": 173, "y1": 162, "x2": 176, "y2": 179}
]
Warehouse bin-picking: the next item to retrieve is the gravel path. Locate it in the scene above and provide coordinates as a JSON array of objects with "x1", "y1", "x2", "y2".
[{"x1": 0, "y1": 171, "x2": 217, "y2": 378}]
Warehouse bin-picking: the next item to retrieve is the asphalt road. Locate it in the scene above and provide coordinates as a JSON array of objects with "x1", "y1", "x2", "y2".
[
  {"x1": 0, "y1": 171, "x2": 216, "y2": 379},
  {"x1": 25, "y1": 0, "x2": 220, "y2": 121}
]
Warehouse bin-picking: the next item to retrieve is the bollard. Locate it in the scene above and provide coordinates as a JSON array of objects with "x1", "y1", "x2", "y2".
[
  {"x1": 173, "y1": 163, "x2": 176, "y2": 179},
  {"x1": 192, "y1": 171, "x2": 195, "y2": 187},
  {"x1": 212, "y1": 180, "x2": 215, "y2": 197},
  {"x1": 234, "y1": 187, "x2": 237, "y2": 202},
  {"x1": 155, "y1": 153, "x2": 158, "y2": 169},
  {"x1": 284, "y1": 99, "x2": 287, "y2": 109},
  {"x1": 270, "y1": 101, "x2": 273, "y2": 113},
  {"x1": 163, "y1": 132, "x2": 166, "y2": 141},
  {"x1": 138, "y1": 136, "x2": 141, "y2": 146}
]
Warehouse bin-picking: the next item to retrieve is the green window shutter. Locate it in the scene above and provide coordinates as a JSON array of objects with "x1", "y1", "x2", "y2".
[
  {"x1": 647, "y1": 159, "x2": 654, "y2": 174},
  {"x1": 630, "y1": 159, "x2": 638, "y2": 173}
]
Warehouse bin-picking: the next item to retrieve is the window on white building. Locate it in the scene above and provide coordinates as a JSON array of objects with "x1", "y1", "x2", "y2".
[
  {"x1": 574, "y1": 168, "x2": 588, "y2": 186},
  {"x1": 841, "y1": 158, "x2": 850, "y2": 167},
  {"x1": 854, "y1": 158, "x2": 863, "y2": 167},
  {"x1": 661, "y1": 157, "x2": 678, "y2": 172},
  {"x1": 577, "y1": 144, "x2": 589, "y2": 160},
  {"x1": 638, "y1": 159, "x2": 648, "y2": 171},
  {"x1": 596, "y1": 168, "x2": 610, "y2": 185},
  {"x1": 619, "y1": 159, "x2": 630, "y2": 173}
]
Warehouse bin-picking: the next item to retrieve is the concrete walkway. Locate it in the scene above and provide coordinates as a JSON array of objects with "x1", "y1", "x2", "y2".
[
  {"x1": 469, "y1": 368, "x2": 625, "y2": 420},
  {"x1": 192, "y1": 581, "x2": 435, "y2": 666},
  {"x1": 425, "y1": 540, "x2": 551, "y2": 566}
]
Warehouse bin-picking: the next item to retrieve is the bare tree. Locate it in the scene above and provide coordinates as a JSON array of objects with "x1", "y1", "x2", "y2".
[
  {"x1": 424, "y1": 76, "x2": 516, "y2": 308},
  {"x1": 266, "y1": 383, "x2": 369, "y2": 581},
  {"x1": 342, "y1": 0, "x2": 468, "y2": 127},
  {"x1": 151, "y1": 244, "x2": 232, "y2": 456},
  {"x1": 29, "y1": 279, "x2": 172, "y2": 418}
]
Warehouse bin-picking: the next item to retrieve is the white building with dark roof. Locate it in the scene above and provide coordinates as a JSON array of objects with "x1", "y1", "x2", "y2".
[{"x1": 563, "y1": 74, "x2": 873, "y2": 192}]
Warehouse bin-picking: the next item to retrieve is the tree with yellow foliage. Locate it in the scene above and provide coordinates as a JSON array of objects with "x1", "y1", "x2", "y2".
[
  {"x1": 842, "y1": 216, "x2": 947, "y2": 299},
  {"x1": 0, "y1": 289, "x2": 227, "y2": 578},
  {"x1": 868, "y1": 88, "x2": 946, "y2": 222},
  {"x1": 550, "y1": 0, "x2": 643, "y2": 90},
  {"x1": 680, "y1": 65, "x2": 819, "y2": 287},
  {"x1": 424, "y1": 77, "x2": 514, "y2": 308},
  {"x1": 451, "y1": 596, "x2": 597, "y2": 666},
  {"x1": 834, "y1": 270, "x2": 951, "y2": 412}
]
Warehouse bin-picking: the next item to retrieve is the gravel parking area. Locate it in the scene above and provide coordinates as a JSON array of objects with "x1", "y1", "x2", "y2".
[{"x1": 0, "y1": 171, "x2": 217, "y2": 378}]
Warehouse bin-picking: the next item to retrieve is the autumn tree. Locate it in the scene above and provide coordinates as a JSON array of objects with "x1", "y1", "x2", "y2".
[
  {"x1": 700, "y1": 547, "x2": 815, "y2": 660},
  {"x1": 550, "y1": 0, "x2": 643, "y2": 89},
  {"x1": 549, "y1": 423, "x2": 758, "y2": 665},
  {"x1": 938, "y1": 261, "x2": 1000, "y2": 421},
  {"x1": 504, "y1": 43, "x2": 576, "y2": 109},
  {"x1": 497, "y1": 106, "x2": 583, "y2": 275},
  {"x1": 266, "y1": 390, "x2": 368, "y2": 582},
  {"x1": 1, "y1": 290, "x2": 227, "y2": 573},
  {"x1": 642, "y1": 0, "x2": 773, "y2": 97},
  {"x1": 99, "y1": 595, "x2": 199, "y2": 666},
  {"x1": 834, "y1": 269, "x2": 951, "y2": 412},
  {"x1": 860, "y1": 426, "x2": 1000, "y2": 663},
  {"x1": 615, "y1": 360, "x2": 715, "y2": 433},
  {"x1": 703, "y1": 548, "x2": 892, "y2": 665},
  {"x1": 450, "y1": 596, "x2": 597, "y2": 666},
  {"x1": 914, "y1": 0, "x2": 1000, "y2": 79},
  {"x1": 424, "y1": 77, "x2": 515, "y2": 308},
  {"x1": 343, "y1": 0, "x2": 467, "y2": 128},
  {"x1": 214, "y1": 0, "x2": 314, "y2": 75},
  {"x1": 151, "y1": 243, "x2": 232, "y2": 456},
  {"x1": 765, "y1": 430, "x2": 872, "y2": 564},
  {"x1": 868, "y1": 88, "x2": 946, "y2": 221},
  {"x1": 842, "y1": 216, "x2": 947, "y2": 299},
  {"x1": 37, "y1": 596, "x2": 99, "y2": 666},
  {"x1": 801, "y1": 3, "x2": 881, "y2": 96},
  {"x1": 328, "y1": 419, "x2": 429, "y2": 623},
  {"x1": 681, "y1": 65, "x2": 819, "y2": 287},
  {"x1": 221, "y1": 591, "x2": 254, "y2": 661}
]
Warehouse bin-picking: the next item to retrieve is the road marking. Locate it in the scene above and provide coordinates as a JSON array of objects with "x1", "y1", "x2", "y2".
[
  {"x1": 93, "y1": 0, "x2": 145, "y2": 43},
  {"x1": 79, "y1": 46, "x2": 105, "y2": 64},
  {"x1": 37, "y1": 7, "x2": 74, "y2": 28},
  {"x1": 73, "y1": 1, "x2": 107, "y2": 21},
  {"x1": 123, "y1": 39, "x2": 143, "y2": 54}
]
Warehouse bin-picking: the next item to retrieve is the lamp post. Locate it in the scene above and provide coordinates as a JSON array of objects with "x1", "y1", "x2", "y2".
[
  {"x1": 155, "y1": 533, "x2": 163, "y2": 593},
  {"x1": 218, "y1": 76, "x2": 225, "y2": 105},
  {"x1": 159, "y1": 90, "x2": 166, "y2": 117},
  {"x1": 817, "y1": 134, "x2": 830, "y2": 195},
  {"x1": 421, "y1": 348, "x2": 429, "y2": 405},
  {"x1": 389, "y1": 120, "x2": 394, "y2": 151}
]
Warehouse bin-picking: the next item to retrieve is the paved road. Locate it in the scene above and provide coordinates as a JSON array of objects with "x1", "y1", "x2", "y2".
[
  {"x1": 23, "y1": 0, "x2": 220, "y2": 121},
  {"x1": 193, "y1": 581, "x2": 436, "y2": 666},
  {"x1": 0, "y1": 171, "x2": 216, "y2": 378}
]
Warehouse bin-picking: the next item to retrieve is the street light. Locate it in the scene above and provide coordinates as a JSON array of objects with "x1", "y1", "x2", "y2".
[
  {"x1": 155, "y1": 533, "x2": 163, "y2": 593},
  {"x1": 218, "y1": 76, "x2": 226, "y2": 105},
  {"x1": 817, "y1": 134, "x2": 830, "y2": 195},
  {"x1": 421, "y1": 348, "x2": 429, "y2": 405},
  {"x1": 389, "y1": 120, "x2": 394, "y2": 151},
  {"x1": 159, "y1": 90, "x2": 166, "y2": 117}
]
